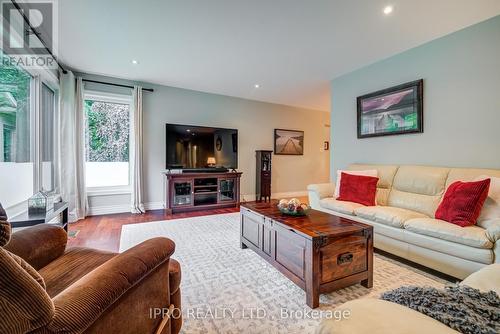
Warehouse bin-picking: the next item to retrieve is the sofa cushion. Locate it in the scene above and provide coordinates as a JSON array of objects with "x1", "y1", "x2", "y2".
[
  {"x1": 388, "y1": 165, "x2": 450, "y2": 217},
  {"x1": 316, "y1": 299, "x2": 458, "y2": 334},
  {"x1": 337, "y1": 173, "x2": 379, "y2": 206},
  {"x1": 354, "y1": 206, "x2": 428, "y2": 228},
  {"x1": 405, "y1": 232, "x2": 493, "y2": 264},
  {"x1": 319, "y1": 198, "x2": 364, "y2": 215},
  {"x1": 335, "y1": 169, "x2": 378, "y2": 197},
  {"x1": 461, "y1": 264, "x2": 500, "y2": 294},
  {"x1": 435, "y1": 179, "x2": 491, "y2": 227},
  {"x1": 348, "y1": 164, "x2": 399, "y2": 206},
  {"x1": 404, "y1": 218, "x2": 493, "y2": 249},
  {"x1": 39, "y1": 247, "x2": 116, "y2": 297}
]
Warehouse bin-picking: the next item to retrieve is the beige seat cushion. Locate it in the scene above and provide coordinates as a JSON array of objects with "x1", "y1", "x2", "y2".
[
  {"x1": 315, "y1": 299, "x2": 458, "y2": 334},
  {"x1": 404, "y1": 218, "x2": 493, "y2": 249},
  {"x1": 405, "y1": 231, "x2": 493, "y2": 264},
  {"x1": 319, "y1": 198, "x2": 365, "y2": 215},
  {"x1": 461, "y1": 264, "x2": 500, "y2": 294},
  {"x1": 354, "y1": 206, "x2": 428, "y2": 228}
]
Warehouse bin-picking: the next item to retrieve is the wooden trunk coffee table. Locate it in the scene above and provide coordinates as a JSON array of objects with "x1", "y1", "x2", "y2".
[{"x1": 240, "y1": 201, "x2": 373, "y2": 308}]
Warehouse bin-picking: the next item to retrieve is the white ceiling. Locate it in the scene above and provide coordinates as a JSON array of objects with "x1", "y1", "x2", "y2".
[{"x1": 58, "y1": 0, "x2": 500, "y2": 111}]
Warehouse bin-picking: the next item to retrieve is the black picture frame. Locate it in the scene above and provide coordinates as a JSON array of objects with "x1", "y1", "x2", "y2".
[
  {"x1": 274, "y1": 128, "x2": 304, "y2": 155},
  {"x1": 357, "y1": 79, "x2": 423, "y2": 139}
]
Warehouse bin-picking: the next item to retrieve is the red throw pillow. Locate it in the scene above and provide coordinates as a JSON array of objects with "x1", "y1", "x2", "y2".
[
  {"x1": 336, "y1": 172, "x2": 378, "y2": 206},
  {"x1": 435, "y1": 179, "x2": 491, "y2": 227}
]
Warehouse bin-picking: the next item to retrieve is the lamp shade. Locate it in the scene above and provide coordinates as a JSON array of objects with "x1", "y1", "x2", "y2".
[{"x1": 207, "y1": 157, "x2": 216, "y2": 165}]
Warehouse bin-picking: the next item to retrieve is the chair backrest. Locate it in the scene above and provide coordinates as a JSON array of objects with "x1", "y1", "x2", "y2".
[
  {"x1": 0, "y1": 203, "x2": 54, "y2": 333},
  {"x1": 0, "y1": 247, "x2": 54, "y2": 333}
]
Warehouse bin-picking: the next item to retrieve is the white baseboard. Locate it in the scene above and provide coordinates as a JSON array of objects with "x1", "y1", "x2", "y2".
[
  {"x1": 87, "y1": 201, "x2": 164, "y2": 216},
  {"x1": 144, "y1": 202, "x2": 164, "y2": 210},
  {"x1": 87, "y1": 204, "x2": 131, "y2": 216}
]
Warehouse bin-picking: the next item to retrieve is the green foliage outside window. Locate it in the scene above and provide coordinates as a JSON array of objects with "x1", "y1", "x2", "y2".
[
  {"x1": 0, "y1": 51, "x2": 31, "y2": 162},
  {"x1": 84, "y1": 100, "x2": 129, "y2": 162}
]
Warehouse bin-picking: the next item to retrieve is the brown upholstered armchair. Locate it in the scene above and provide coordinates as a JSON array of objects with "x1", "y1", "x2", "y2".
[{"x1": 0, "y1": 205, "x2": 182, "y2": 334}]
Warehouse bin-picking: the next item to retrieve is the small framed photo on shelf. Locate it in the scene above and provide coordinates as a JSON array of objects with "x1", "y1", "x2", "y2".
[{"x1": 357, "y1": 79, "x2": 423, "y2": 138}]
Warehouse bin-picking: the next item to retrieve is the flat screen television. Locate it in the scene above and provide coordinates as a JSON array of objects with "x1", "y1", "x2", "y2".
[{"x1": 165, "y1": 123, "x2": 238, "y2": 171}]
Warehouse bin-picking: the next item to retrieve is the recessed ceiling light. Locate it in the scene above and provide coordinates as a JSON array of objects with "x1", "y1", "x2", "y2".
[
  {"x1": 254, "y1": 84, "x2": 260, "y2": 88},
  {"x1": 131, "y1": 60, "x2": 139, "y2": 65},
  {"x1": 383, "y1": 6, "x2": 393, "y2": 15}
]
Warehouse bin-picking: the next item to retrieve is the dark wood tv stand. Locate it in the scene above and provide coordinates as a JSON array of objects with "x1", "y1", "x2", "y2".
[{"x1": 163, "y1": 171, "x2": 242, "y2": 214}]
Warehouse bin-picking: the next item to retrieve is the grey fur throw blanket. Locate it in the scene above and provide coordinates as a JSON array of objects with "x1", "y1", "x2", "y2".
[{"x1": 381, "y1": 285, "x2": 499, "y2": 334}]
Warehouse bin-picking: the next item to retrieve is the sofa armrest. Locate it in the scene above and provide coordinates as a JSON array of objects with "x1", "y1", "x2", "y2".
[
  {"x1": 307, "y1": 183, "x2": 334, "y2": 210},
  {"x1": 478, "y1": 219, "x2": 500, "y2": 243},
  {"x1": 42, "y1": 237, "x2": 175, "y2": 334},
  {"x1": 461, "y1": 264, "x2": 500, "y2": 294},
  {"x1": 4, "y1": 224, "x2": 67, "y2": 270},
  {"x1": 307, "y1": 183, "x2": 335, "y2": 199}
]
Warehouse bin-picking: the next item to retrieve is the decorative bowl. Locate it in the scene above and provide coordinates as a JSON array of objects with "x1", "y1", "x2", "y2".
[
  {"x1": 277, "y1": 198, "x2": 310, "y2": 216},
  {"x1": 278, "y1": 206, "x2": 310, "y2": 216}
]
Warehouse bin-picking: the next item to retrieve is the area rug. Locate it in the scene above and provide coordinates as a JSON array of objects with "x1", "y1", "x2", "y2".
[{"x1": 120, "y1": 213, "x2": 447, "y2": 334}]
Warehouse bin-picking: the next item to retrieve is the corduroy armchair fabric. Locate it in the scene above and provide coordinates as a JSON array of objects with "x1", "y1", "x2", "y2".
[{"x1": 0, "y1": 206, "x2": 182, "y2": 334}]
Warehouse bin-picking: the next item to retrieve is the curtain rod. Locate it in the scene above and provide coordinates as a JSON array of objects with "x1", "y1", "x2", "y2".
[
  {"x1": 82, "y1": 79, "x2": 154, "y2": 92},
  {"x1": 11, "y1": 0, "x2": 68, "y2": 74}
]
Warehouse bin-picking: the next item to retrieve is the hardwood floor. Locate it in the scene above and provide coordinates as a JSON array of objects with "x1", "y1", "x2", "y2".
[
  {"x1": 68, "y1": 196, "x2": 308, "y2": 253},
  {"x1": 67, "y1": 196, "x2": 456, "y2": 283},
  {"x1": 67, "y1": 207, "x2": 239, "y2": 252}
]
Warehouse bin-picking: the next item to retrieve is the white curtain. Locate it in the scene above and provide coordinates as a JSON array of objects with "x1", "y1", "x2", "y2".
[
  {"x1": 59, "y1": 72, "x2": 88, "y2": 221},
  {"x1": 131, "y1": 86, "x2": 145, "y2": 213}
]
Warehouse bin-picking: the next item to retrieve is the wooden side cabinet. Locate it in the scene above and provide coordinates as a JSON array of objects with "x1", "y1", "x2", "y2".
[
  {"x1": 163, "y1": 172, "x2": 242, "y2": 214},
  {"x1": 256, "y1": 150, "x2": 272, "y2": 202}
]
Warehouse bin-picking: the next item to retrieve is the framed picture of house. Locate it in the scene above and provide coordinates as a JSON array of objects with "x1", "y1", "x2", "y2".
[
  {"x1": 357, "y1": 79, "x2": 423, "y2": 138},
  {"x1": 274, "y1": 129, "x2": 304, "y2": 155}
]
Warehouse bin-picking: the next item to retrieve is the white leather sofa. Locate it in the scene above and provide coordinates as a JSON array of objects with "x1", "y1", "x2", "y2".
[
  {"x1": 308, "y1": 164, "x2": 500, "y2": 279},
  {"x1": 316, "y1": 263, "x2": 500, "y2": 334}
]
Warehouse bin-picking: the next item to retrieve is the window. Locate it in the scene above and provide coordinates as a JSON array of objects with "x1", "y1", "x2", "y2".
[
  {"x1": 84, "y1": 92, "x2": 131, "y2": 190},
  {"x1": 41, "y1": 84, "x2": 56, "y2": 191},
  {"x1": 0, "y1": 54, "x2": 34, "y2": 208},
  {"x1": 0, "y1": 48, "x2": 59, "y2": 213}
]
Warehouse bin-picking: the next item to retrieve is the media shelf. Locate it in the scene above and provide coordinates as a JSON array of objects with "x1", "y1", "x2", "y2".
[{"x1": 163, "y1": 171, "x2": 242, "y2": 214}]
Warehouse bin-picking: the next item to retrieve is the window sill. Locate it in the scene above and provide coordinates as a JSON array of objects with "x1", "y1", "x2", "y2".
[{"x1": 87, "y1": 187, "x2": 132, "y2": 197}]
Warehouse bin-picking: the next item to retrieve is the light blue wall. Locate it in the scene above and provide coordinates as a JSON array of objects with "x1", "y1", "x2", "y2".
[{"x1": 330, "y1": 15, "x2": 500, "y2": 179}]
